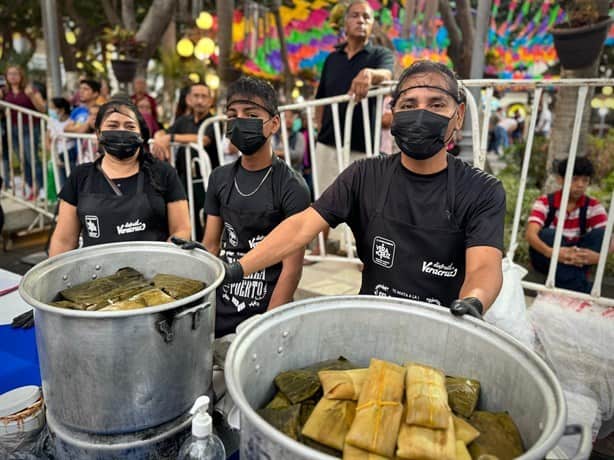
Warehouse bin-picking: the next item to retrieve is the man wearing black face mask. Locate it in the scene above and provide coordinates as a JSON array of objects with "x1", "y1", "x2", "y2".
[
  {"x1": 202, "y1": 77, "x2": 310, "y2": 337},
  {"x1": 224, "y1": 62, "x2": 506, "y2": 319}
]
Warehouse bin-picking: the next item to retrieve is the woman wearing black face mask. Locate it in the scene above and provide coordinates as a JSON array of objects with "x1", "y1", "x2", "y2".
[
  {"x1": 202, "y1": 77, "x2": 310, "y2": 338},
  {"x1": 49, "y1": 98, "x2": 191, "y2": 256},
  {"x1": 222, "y1": 62, "x2": 507, "y2": 319}
]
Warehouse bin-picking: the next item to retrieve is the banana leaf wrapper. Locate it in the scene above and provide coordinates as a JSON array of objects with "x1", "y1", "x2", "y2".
[
  {"x1": 265, "y1": 391, "x2": 292, "y2": 410},
  {"x1": 257, "y1": 404, "x2": 302, "y2": 440},
  {"x1": 59, "y1": 267, "x2": 147, "y2": 307},
  {"x1": 342, "y1": 444, "x2": 390, "y2": 459},
  {"x1": 453, "y1": 415, "x2": 480, "y2": 444},
  {"x1": 303, "y1": 437, "x2": 342, "y2": 458},
  {"x1": 274, "y1": 357, "x2": 356, "y2": 404},
  {"x1": 319, "y1": 368, "x2": 369, "y2": 401},
  {"x1": 446, "y1": 376, "x2": 481, "y2": 418},
  {"x1": 132, "y1": 288, "x2": 175, "y2": 306},
  {"x1": 345, "y1": 359, "x2": 405, "y2": 457},
  {"x1": 99, "y1": 298, "x2": 147, "y2": 311},
  {"x1": 404, "y1": 362, "x2": 451, "y2": 429},
  {"x1": 396, "y1": 415, "x2": 456, "y2": 460},
  {"x1": 455, "y1": 440, "x2": 472, "y2": 460},
  {"x1": 468, "y1": 411, "x2": 524, "y2": 460},
  {"x1": 152, "y1": 273, "x2": 205, "y2": 299},
  {"x1": 299, "y1": 400, "x2": 316, "y2": 426},
  {"x1": 49, "y1": 300, "x2": 87, "y2": 310},
  {"x1": 301, "y1": 398, "x2": 356, "y2": 451}
]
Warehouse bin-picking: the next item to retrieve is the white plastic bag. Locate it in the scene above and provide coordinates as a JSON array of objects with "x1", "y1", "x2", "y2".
[
  {"x1": 484, "y1": 258, "x2": 536, "y2": 348},
  {"x1": 529, "y1": 292, "x2": 614, "y2": 422}
]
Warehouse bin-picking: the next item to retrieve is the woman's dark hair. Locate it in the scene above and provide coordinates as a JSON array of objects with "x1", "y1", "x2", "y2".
[
  {"x1": 556, "y1": 157, "x2": 595, "y2": 178},
  {"x1": 51, "y1": 97, "x2": 71, "y2": 115},
  {"x1": 391, "y1": 61, "x2": 461, "y2": 107},
  {"x1": 226, "y1": 76, "x2": 279, "y2": 116},
  {"x1": 95, "y1": 97, "x2": 164, "y2": 193}
]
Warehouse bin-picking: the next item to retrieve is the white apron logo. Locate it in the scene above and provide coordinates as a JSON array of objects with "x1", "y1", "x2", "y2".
[
  {"x1": 422, "y1": 261, "x2": 458, "y2": 278},
  {"x1": 85, "y1": 215, "x2": 100, "y2": 239},
  {"x1": 225, "y1": 223, "x2": 239, "y2": 247},
  {"x1": 116, "y1": 219, "x2": 146, "y2": 235},
  {"x1": 372, "y1": 236, "x2": 395, "y2": 268}
]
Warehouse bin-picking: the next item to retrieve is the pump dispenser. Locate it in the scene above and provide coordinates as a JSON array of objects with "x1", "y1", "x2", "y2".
[{"x1": 177, "y1": 396, "x2": 225, "y2": 460}]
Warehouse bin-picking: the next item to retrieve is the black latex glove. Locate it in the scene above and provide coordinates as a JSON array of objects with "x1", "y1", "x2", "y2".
[
  {"x1": 450, "y1": 297, "x2": 484, "y2": 320},
  {"x1": 170, "y1": 236, "x2": 244, "y2": 284},
  {"x1": 12, "y1": 310, "x2": 34, "y2": 329}
]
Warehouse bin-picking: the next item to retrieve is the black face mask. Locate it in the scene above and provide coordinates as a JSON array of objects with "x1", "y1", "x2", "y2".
[
  {"x1": 391, "y1": 109, "x2": 455, "y2": 160},
  {"x1": 226, "y1": 118, "x2": 269, "y2": 156},
  {"x1": 99, "y1": 130, "x2": 143, "y2": 160}
]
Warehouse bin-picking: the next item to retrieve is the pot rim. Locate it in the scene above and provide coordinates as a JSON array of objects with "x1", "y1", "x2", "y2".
[
  {"x1": 18, "y1": 241, "x2": 225, "y2": 318},
  {"x1": 550, "y1": 16, "x2": 613, "y2": 36},
  {"x1": 225, "y1": 295, "x2": 567, "y2": 460}
]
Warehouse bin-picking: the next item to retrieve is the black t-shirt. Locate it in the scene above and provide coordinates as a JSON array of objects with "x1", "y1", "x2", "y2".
[
  {"x1": 312, "y1": 154, "x2": 506, "y2": 254},
  {"x1": 169, "y1": 113, "x2": 220, "y2": 171},
  {"x1": 205, "y1": 158, "x2": 310, "y2": 219},
  {"x1": 59, "y1": 160, "x2": 187, "y2": 222},
  {"x1": 316, "y1": 41, "x2": 394, "y2": 153}
]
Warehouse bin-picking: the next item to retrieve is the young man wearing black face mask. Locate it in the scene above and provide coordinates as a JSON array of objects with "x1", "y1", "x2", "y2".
[
  {"x1": 203, "y1": 77, "x2": 311, "y2": 338},
  {"x1": 222, "y1": 62, "x2": 506, "y2": 318}
]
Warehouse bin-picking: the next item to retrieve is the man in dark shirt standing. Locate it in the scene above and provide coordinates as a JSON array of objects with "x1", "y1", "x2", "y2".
[
  {"x1": 314, "y1": 0, "x2": 394, "y2": 198},
  {"x1": 152, "y1": 83, "x2": 219, "y2": 239}
]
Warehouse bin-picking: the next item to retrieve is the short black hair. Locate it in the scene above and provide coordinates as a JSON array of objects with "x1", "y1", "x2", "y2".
[
  {"x1": 188, "y1": 82, "x2": 210, "y2": 95},
  {"x1": 391, "y1": 61, "x2": 460, "y2": 107},
  {"x1": 556, "y1": 157, "x2": 595, "y2": 178},
  {"x1": 226, "y1": 76, "x2": 278, "y2": 116},
  {"x1": 80, "y1": 79, "x2": 101, "y2": 94},
  {"x1": 51, "y1": 97, "x2": 71, "y2": 115}
]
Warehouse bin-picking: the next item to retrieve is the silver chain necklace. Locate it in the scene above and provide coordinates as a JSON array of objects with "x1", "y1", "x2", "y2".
[{"x1": 234, "y1": 166, "x2": 273, "y2": 197}]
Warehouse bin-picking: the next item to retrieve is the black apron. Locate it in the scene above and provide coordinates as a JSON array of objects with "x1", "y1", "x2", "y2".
[
  {"x1": 359, "y1": 155, "x2": 465, "y2": 307},
  {"x1": 77, "y1": 161, "x2": 167, "y2": 246},
  {"x1": 215, "y1": 157, "x2": 286, "y2": 337}
]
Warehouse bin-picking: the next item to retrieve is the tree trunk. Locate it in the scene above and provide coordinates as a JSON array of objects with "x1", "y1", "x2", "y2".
[
  {"x1": 216, "y1": 0, "x2": 234, "y2": 102},
  {"x1": 402, "y1": 0, "x2": 416, "y2": 39},
  {"x1": 454, "y1": 0, "x2": 474, "y2": 78},
  {"x1": 272, "y1": 0, "x2": 293, "y2": 101},
  {"x1": 135, "y1": 0, "x2": 176, "y2": 69},
  {"x1": 438, "y1": 0, "x2": 462, "y2": 73},
  {"x1": 423, "y1": 0, "x2": 438, "y2": 47},
  {"x1": 544, "y1": 61, "x2": 599, "y2": 193},
  {"x1": 122, "y1": 0, "x2": 137, "y2": 30},
  {"x1": 101, "y1": 0, "x2": 122, "y2": 26},
  {"x1": 160, "y1": 20, "x2": 177, "y2": 123}
]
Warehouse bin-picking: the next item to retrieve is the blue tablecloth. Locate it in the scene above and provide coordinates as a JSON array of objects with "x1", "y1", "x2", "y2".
[{"x1": 0, "y1": 324, "x2": 40, "y2": 393}]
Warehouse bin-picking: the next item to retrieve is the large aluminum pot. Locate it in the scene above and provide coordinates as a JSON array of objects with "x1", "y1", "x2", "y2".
[
  {"x1": 19, "y1": 242, "x2": 224, "y2": 434},
  {"x1": 225, "y1": 296, "x2": 592, "y2": 460}
]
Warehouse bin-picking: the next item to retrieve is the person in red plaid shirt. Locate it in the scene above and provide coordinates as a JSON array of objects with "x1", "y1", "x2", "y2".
[{"x1": 526, "y1": 157, "x2": 608, "y2": 293}]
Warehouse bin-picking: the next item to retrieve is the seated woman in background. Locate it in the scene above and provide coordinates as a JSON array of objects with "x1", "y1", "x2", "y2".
[{"x1": 49, "y1": 97, "x2": 191, "y2": 256}]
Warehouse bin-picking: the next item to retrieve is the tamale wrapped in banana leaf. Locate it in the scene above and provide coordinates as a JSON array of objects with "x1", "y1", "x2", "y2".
[
  {"x1": 455, "y1": 440, "x2": 472, "y2": 460},
  {"x1": 468, "y1": 411, "x2": 524, "y2": 460},
  {"x1": 257, "y1": 404, "x2": 302, "y2": 440},
  {"x1": 99, "y1": 298, "x2": 147, "y2": 311},
  {"x1": 342, "y1": 444, "x2": 390, "y2": 460},
  {"x1": 49, "y1": 300, "x2": 87, "y2": 310},
  {"x1": 404, "y1": 363, "x2": 451, "y2": 429},
  {"x1": 131, "y1": 288, "x2": 175, "y2": 306},
  {"x1": 345, "y1": 359, "x2": 404, "y2": 458},
  {"x1": 319, "y1": 368, "x2": 369, "y2": 401},
  {"x1": 446, "y1": 376, "x2": 481, "y2": 418},
  {"x1": 301, "y1": 398, "x2": 356, "y2": 450},
  {"x1": 152, "y1": 273, "x2": 205, "y2": 299},
  {"x1": 302, "y1": 438, "x2": 342, "y2": 457},
  {"x1": 274, "y1": 357, "x2": 356, "y2": 404},
  {"x1": 59, "y1": 267, "x2": 148, "y2": 309},
  {"x1": 396, "y1": 415, "x2": 456, "y2": 460},
  {"x1": 299, "y1": 400, "x2": 316, "y2": 426},
  {"x1": 453, "y1": 415, "x2": 480, "y2": 444},
  {"x1": 265, "y1": 392, "x2": 292, "y2": 410}
]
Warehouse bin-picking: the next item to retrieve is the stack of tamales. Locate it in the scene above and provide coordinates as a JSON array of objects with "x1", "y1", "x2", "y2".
[{"x1": 260, "y1": 357, "x2": 526, "y2": 460}]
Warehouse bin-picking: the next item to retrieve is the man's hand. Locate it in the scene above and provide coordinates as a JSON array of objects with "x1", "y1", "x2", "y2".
[
  {"x1": 450, "y1": 297, "x2": 483, "y2": 319},
  {"x1": 151, "y1": 134, "x2": 171, "y2": 161},
  {"x1": 558, "y1": 246, "x2": 584, "y2": 267},
  {"x1": 348, "y1": 69, "x2": 373, "y2": 101}
]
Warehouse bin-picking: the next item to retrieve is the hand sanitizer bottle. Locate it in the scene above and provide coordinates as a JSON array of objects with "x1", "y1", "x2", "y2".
[{"x1": 177, "y1": 396, "x2": 226, "y2": 460}]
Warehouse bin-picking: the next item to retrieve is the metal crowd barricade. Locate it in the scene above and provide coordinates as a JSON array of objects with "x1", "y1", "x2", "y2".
[
  {"x1": 462, "y1": 78, "x2": 614, "y2": 306},
  {"x1": 50, "y1": 131, "x2": 97, "y2": 192},
  {"x1": 0, "y1": 100, "x2": 54, "y2": 222}
]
